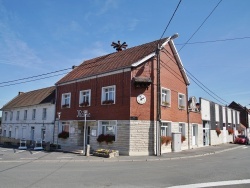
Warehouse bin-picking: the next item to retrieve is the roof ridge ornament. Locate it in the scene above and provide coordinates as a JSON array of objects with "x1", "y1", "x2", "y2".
[{"x1": 111, "y1": 41, "x2": 128, "y2": 52}]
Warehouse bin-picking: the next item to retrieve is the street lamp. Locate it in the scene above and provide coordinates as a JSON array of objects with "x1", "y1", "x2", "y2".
[
  {"x1": 83, "y1": 110, "x2": 90, "y2": 156},
  {"x1": 57, "y1": 112, "x2": 61, "y2": 149},
  {"x1": 156, "y1": 33, "x2": 179, "y2": 156}
]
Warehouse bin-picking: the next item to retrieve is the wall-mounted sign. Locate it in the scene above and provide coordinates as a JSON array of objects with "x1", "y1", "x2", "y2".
[
  {"x1": 91, "y1": 129, "x2": 97, "y2": 137},
  {"x1": 77, "y1": 110, "x2": 91, "y2": 118}
]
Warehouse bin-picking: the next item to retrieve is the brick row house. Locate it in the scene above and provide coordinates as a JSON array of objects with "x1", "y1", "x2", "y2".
[
  {"x1": 0, "y1": 87, "x2": 56, "y2": 146},
  {"x1": 54, "y1": 37, "x2": 201, "y2": 155}
]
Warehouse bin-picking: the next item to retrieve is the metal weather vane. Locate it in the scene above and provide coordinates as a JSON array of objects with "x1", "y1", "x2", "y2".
[{"x1": 111, "y1": 41, "x2": 128, "y2": 51}]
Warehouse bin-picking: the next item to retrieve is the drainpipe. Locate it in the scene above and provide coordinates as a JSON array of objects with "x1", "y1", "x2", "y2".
[{"x1": 186, "y1": 86, "x2": 190, "y2": 149}]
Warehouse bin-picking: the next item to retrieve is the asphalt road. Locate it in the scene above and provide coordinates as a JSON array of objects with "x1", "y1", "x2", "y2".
[{"x1": 0, "y1": 145, "x2": 249, "y2": 188}]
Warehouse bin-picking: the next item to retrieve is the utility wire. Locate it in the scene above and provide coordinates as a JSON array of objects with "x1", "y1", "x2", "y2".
[
  {"x1": 162, "y1": 47, "x2": 229, "y2": 105},
  {"x1": 0, "y1": 67, "x2": 72, "y2": 85},
  {"x1": 0, "y1": 72, "x2": 69, "y2": 88},
  {"x1": 176, "y1": 36, "x2": 250, "y2": 45},
  {"x1": 158, "y1": 0, "x2": 182, "y2": 41},
  {"x1": 178, "y1": 0, "x2": 223, "y2": 52}
]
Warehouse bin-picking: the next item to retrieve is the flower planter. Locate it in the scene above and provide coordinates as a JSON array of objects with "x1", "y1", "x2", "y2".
[{"x1": 93, "y1": 149, "x2": 119, "y2": 158}]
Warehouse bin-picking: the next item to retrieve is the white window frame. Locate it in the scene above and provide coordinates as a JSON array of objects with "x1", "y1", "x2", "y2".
[
  {"x1": 4, "y1": 112, "x2": 8, "y2": 121},
  {"x1": 10, "y1": 111, "x2": 13, "y2": 121},
  {"x1": 79, "y1": 89, "x2": 91, "y2": 107},
  {"x1": 98, "y1": 120, "x2": 117, "y2": 141},
  {"x1": 178, "y1": 93, "x2": 186, "y2": 110},
  {"x1": 42, "y1": 108, "x2": 47, "y2": 120},
  {"x1": 161, "y1": 122, "x2": 172, "y2": 136},
  {"x1": 61, "y1": 93, "x2": 71, "y2": 108},
  {"x1": 161, "y1": 87, "x2": 171, "y2": 107},
  {"x1": 16, "y1": 111, "x2": 20, "y2": 121},
  {"x1": 24, "y1": 110, "x2": 28, "y2": 120},
  {"x1": 179, "y1": 122, "x2": 185, "y2": 136},
  {"x1": 32, "y1": 109, "x2": 36, "y2": 120},
  {"x1": 101, "y1": 85, "x2": 116, "y2": 105}
]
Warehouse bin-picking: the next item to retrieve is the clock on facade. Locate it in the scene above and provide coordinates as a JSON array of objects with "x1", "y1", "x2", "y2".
[{"x1": 137, "y1": 94, "x2": 146, "y2": 104}]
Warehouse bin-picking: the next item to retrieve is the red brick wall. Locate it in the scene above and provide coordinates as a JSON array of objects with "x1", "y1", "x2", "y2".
[
  {"x1": 189, "y1": 111, "x2": 202, "y2": 124},
  {"x1": 56, "y1": 71, "x2": 131, "y2": 121},
  {"x1": 56, "y1": 43, "x2": 189, "y2": 122},
  {"x1": 130, "y1": 45, "x2": 188, "y2": 122}
]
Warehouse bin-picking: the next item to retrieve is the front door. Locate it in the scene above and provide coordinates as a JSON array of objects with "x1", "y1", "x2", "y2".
[
  {"x1": 192, "y1": 124, "x2": 197, "y2": 146},
  {"x1": 31, "y1": 127, "x2": 35, "y2": 141},
  {"x1": 203, "y1": 121, "x2": 210, "y2": 146}
]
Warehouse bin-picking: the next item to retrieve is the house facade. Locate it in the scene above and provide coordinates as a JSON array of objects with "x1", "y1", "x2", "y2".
[
  {"x1": 0, "y1": 86, "x2": 56, "y2": 146},
  {"x1": 54, "y1": 37, "x2": 197, "y2": 156},
  {"x1": 229, "y1": 101, "x2": 250, "y2": 134},
  {"x1": 199, "y1": 98, "x2": 240, "y2": 146}
]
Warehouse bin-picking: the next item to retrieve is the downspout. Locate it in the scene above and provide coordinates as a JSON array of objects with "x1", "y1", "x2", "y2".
[
  {"x1": 53, "y1": 85, "x2": 58, "y2": 144},
  {"x1": 186, "y1": 86, "x2": 190, "y2": 149}
]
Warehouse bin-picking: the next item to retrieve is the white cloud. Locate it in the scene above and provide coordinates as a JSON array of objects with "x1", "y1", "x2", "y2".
[
  {"x1": 0, "y1": 3, "x2": 43, "y2": 68},
  {"x1": 128, "y1": 19, "x2": 139, "y2": 31},
  {"x1": 98, "y1": 0, "x2": 118, "y2": 15}
]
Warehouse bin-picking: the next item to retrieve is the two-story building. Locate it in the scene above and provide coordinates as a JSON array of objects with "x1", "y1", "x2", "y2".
[
  {"x1": 199, "y1": 98, "x2": 240, "y2": 146},
  {"x1": 0, "y1": 86, "x2": 56, "y2": 146},
  {"x1": 54, "y1": 36, "x2": 203, "y2": 156},
  {"x1": 229, "y1": 101, "x2": 250, "y2": 135}
]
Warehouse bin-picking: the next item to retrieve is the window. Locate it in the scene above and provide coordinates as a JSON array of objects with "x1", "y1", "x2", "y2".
[
  {"x1": 41, "y1": 128, "x2": 46, "y2": 141},
  {"x1": 9, "y1": 127, "x2": 12, "y2": 138},
  {"x1": 4, "y1": 112, "x2": 8, "y2": 121},
  {"x1": 102, "y1": 85, "x2": 115, "y2": 104},
  {"x1": 98, "y1": 121, "x2": 117, "y2": 140},
  {"x1": 16, "y1": 111, "x2": 20, "y2": 120},
  {"x1": 79, "y1": 90, "x2": 91, "y2": 107},
  {"x1": 161, "y1": 87, "x2": 171, "y2": 106},
  {"x1": 3, "y1": 130, "x2": 6, "y2": 137},
  {"x1": 32, "y1": 109, "x2": 36, "y2": 120},
  {"x1": 178, "y1": 93, "x2": 186, "y2": 109},
  {"x1": 179, "y1": 123, "x2": 185, "y2": 136},
  {"x1": 62, "y1": 123, "x2": 70, "y2": 133},
  {"x1": 62, "y1": 93, "x2": 71, "y2": 108},
  {"x1": 10, "y1": 111, "x2": 13, "y2": 121},
  {"x1": 24, "y1": 110, "x2": 28, "y2": 120},
  {"x1": 161, "y1": 122, "x2": 171, "y2": 136},
  {"x1": 42, "y1": 108, "x2": 47, "y2": 120}
]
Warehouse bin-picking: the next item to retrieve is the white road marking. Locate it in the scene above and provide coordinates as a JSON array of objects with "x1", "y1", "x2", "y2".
[
  {"x1": 32, "y1": 151, "x2": 41, "y2": 155},
  {"x1": 242, "y1": 146, "x2": 248, "y2": 149},
  {"x1": 20, "y1": 158, "x2": 38, "y2": 160},
  {"x1": 15, "y1": 150, "x2": 26, "y2": 154},
  {"x1": 57, "y1": 157, "x2": 74, "y2": 159},
  {"x1": 1, "y1": 149, "x2": 13, "y2": 152},
  {"x1": 167, "y1": 179, "x2": 250, "y2": 188}
]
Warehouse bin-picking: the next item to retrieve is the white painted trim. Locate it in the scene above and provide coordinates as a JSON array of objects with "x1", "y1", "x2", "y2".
[
  {"x1": 169, "y1": 40, "x2": 190, "y2": 85},
  {"x1": 57, "y1": 68, "x2": 131, "y2": 86},
  {"x1": 131, "y1": 52, "x2": 155, "y2": 67}
]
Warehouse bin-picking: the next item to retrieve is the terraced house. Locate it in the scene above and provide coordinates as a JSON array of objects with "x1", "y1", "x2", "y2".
[
  {"x1": 54, "y1": 36, "x2": 202, "y2": 156},
  {"x1": 0, "y1": 87, "x2": 56, "y2": 146}
]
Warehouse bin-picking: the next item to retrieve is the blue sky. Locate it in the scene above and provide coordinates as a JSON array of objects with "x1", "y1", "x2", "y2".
[{"x1": 0, "y1": 0, "x2": 250, "y2": 114}]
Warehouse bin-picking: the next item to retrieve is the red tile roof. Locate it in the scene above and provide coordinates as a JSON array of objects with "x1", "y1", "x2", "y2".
[
  {"x1": 1, "y1": 86, "x2": 55, "y2": 110},
  {"x1": 56, "y1": 38, "x2": 168, "y2": 85}
]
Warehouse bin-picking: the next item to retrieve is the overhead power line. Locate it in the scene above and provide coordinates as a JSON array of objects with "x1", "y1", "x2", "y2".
[
  {"x1": 0, "y1": 72, "x2": 69, "y2": 88},
  {"x1": 178, "y1": 0, "x2": 223, "y2": 52},
  {"x1": 0, "y1": 67, "x2": 72, "y2": 85},
  {"x1": 158, "y1": 0, "x2": 182, "y2": 41},
  {"x1": 176, "y1": 36, "x2": 250, "y2": 45}
]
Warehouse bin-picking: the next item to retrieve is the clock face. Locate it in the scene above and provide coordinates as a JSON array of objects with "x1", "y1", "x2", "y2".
[{"x1": 137, "y1": 94, "x2": 146, "y2": 104}]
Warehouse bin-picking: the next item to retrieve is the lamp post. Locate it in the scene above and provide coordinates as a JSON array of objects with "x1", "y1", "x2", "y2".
[
  {"x1": 156, "y1": 33, "x2": 179, "y2": 156},
  {"x1": 57, "y1": 112, "x2": 61, "y2": 149},
  {"x1": 83, "y1": 110, "x2": 90, "y2": 156}
]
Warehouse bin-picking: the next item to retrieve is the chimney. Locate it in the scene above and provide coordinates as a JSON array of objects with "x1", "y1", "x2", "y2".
[{"x1": 18, "y1": 92, "x2": 24, "y2": 95}]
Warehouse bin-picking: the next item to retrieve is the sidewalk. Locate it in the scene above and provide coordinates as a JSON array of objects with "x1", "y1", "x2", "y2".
[{"x1": 70, "y1": 143, "x2": 245, "y2": 162}]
